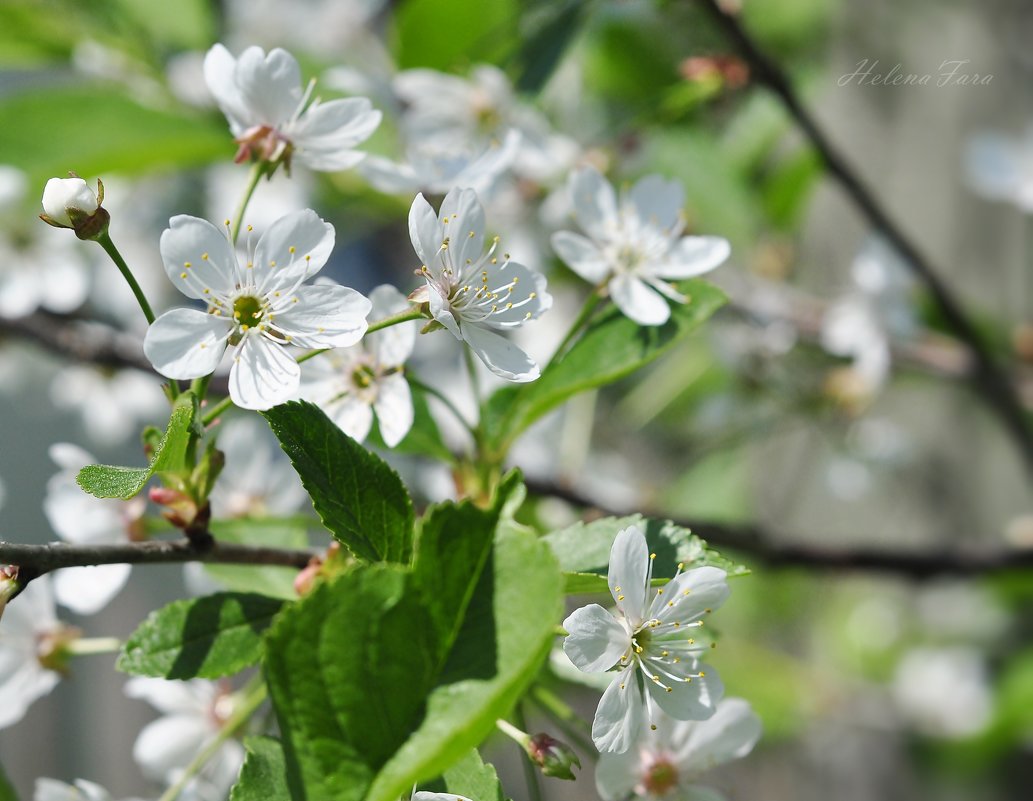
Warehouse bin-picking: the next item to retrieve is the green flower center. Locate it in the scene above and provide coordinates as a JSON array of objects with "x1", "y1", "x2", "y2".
[
  {"x1": 233, "y1": 295, "x2": 265, "y2": 331},
  {"x1": 351, "y1": 364, "x2": 377, "y2": 389},
  {"x1": 643, "y1": 758, "x2": 679, "y2": 796}
]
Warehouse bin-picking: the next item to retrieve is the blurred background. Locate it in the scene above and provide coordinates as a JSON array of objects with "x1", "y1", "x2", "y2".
[{"x1": 2, "y1": 0, "x2": 1033, "y2": 799}]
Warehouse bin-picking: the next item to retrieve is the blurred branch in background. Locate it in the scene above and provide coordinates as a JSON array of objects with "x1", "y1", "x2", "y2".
[
  {"x1": 696, "y1": 0, "x2": 1033, "y2": 474},
  {"x1": 525, "y1": 477, "x2": 1033, "y2": 577}
]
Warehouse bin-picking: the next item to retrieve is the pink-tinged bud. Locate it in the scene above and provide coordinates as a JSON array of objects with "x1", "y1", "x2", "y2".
[
  {"x1": 40, "y1": 174, "x2": 109, "y2": 240},
  {"x1": 148, "y1": 486, "x2": 186, "y2": 506},
  {"x1": 148, "y1": 486, "x2": 199, "y2": 530},
  {"x1": 294, "y1": 557, "x2": 323, "y2": 597},
  {"x1": 0, "y1": 565, "x2": 19, "y2": 623},
  {"x1": 528, "y1": 733, "x2": 581, "y2": 781}
]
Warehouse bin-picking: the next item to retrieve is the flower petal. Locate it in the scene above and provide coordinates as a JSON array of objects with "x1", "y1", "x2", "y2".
[
  {"x1": 203, "y1": 44, "x2": 253, "y2": 134},
  {"x1": 234, "y1": 46, "x2": 302, "y2": 126},
  {"x1": 291, "y1": 98, "x2": 382, "y2": 171},
  {"x1": 593, "y1": 672, "x2": 646, "y2": 753},
  {"x1": 253, "y1": 209, "x2": 335, "y2": 292},
  {"x1": 654, "y1": 236, "x2": 730, "y2": 279},
  {"x1": 228, "y1": 335, "x2": 300, "y2": 411},
  {"x1": 409, "y1": 193, "x2": 443, "y2": 268},
  {"x1": 439, "y1": 187, "x2": 485, "y2": 268},
  {"x1": 373, "y1": 373, "x2": 414, "y2": 448},
  {"x1": 144, "y1": 308, "x2": 230, "y2": 380},
  {"x1": 53, "y1": 564, "x2": 131, "y2": 616},
  {"x1": 650, "y1": 566, "x2": 729, "y2": 625},
  {"x1": 562, "y1": 603, "x2": 630, "y2": 673},
  {"x1": 461, "y1": 324, "x2": 539, "y2": 382},
  {"x1": 628, "y1": 174, "x2": 684, "y2": 231},
  {"x1": 478, "y1": 260, "x2": 552, "y2": 329},
  {"x1": 649, "y1": 662, "x2": 723, "y2": 721},
  {"x1": 271, "y1": 284, "x2": 370, "y2": 348},
  {"x1": 133, "y1": 713, "x2": 211, "y2": 781},
  {"x1": 367, "y1": 285, "x2": 415, "y2": 367},
  {"x1": 570, "y1": 166, "x2": 618, "y2": 242},
  {"x1": 594, "y1": 747, "x2": 641, "y2": 801},
  {"x1": 159, "y1": 215, "x2": 238, "y2": 301},
  {"x1": 610, "y1": 274, "x2": 671, "y2": 326},
  {"x1": 675, "y1": 698, "x2": 762, "y2": 772},
  {"x1": 551, "y1": 231, "x2": 611, "y2": 284},
  {"x1": 329, "y1": 395, "x2": 375, "y2": 443},
  {"x1": 608, "y1": 525, "x2": 649, "y2": 625}
]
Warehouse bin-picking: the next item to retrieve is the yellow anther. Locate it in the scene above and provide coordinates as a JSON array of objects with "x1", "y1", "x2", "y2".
[
  {"x1": 270, "y1": 260, "x2": 277, "y2": 267},
  {"x1": 289, "y1": 246, "x2": 296, "y2": 254},
  {"x1": 524, "y1": 312, "x2": 531, "y2": 319},
  {"x1": 490, "y1": 258, "x2": 497, "y2": 264},
  {"x1": 677, "y1": 562, "x2": 685, "y2": 570},
  {"x1": 688, "y1": 638, "x2": 695, "y2": 645},
  {"x1": 468, "y1": 231, "x2": 475, "y2": 238},
  {"x1": 699, "y1": 671, "x2": 706, "y2": 677},
  {"x1": 202, "y1": 252, "x2": 209, "y2": 260},
  {"x1": 668, "y1": 601, "x2": 674, "y2": 607},
  {"x1": 180, "y1": 272, "x2": 187, "y2": 279},
  {"x1": 650, "y1": 553, "x2": 657, "y2": 560},
  {"x1": 184, "y1": 261, "x2": 192, "y2": 268},
  {"x1": 650, "y1": 724, "x2": 657, "y2": 731},
  {"x1": 666, "y1": 687, "x2": 673, "y2": 693},
  {"x1": 705, "y1": 608, "x2": 712, "y2": 614},
  {"x1": 203, "y1": 289, "x2": 211, "y2": 294},
  {"x1": 224, "y1": 219, "x2": 230, "y2": 226},
  {"x1": 512, "y1": 276, "x2": 519, "y2": 283},
  {"x1": 617, "y1": 594, "x2": 625, "y2": 601},
  {"x1": 506, "y1": 302, "x2": 513, "y2": 309},
  {"x1": 247, "y1": 225, "x2": 253, "y2": 232},
  {"x1": 240, "y1": 324, "x2": 249, "y2": 331},
  {"x1": 673, "y1": 657, "x2": 680, "y2": 663},
  {"x1": 661, "y1": 650, "x2": 668, "y2": 656},
  {"x1": 529, "y1": 292, "x2": 537, "y2": 299}
]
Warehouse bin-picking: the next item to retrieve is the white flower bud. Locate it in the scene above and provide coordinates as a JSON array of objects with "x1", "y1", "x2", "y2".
[{"x1": 41, "y1": 177, "x2": 98, "y2": 227}]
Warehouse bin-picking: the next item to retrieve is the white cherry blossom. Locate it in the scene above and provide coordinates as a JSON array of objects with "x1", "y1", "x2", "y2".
[
  {"x1": 204, "y1": 44, "x2": 381, "y2": 172},
  {"x1": 125, "y1": 677, "x2": 245, "y2": 801},
  {"x1": 34, "y1": 778, "x2": 146, "y2": 801},
  {"x1": 300, "y1": 283, "x2": 416, "y2": 446},
  {"x1": 409, "y1": 188, "x2": 551, "y2": 381},
  {"x1": 552, "y1": 167, "x2": 729, "y2": 326},
  {"x1": 0, "y1": 576, "x2": 71, "y2": 729},
  {"x1": 595, "y1": 699, "x2": 762, "y2": 801},
  {"x1": 562, "y1": 525, "x2": 728, "y2": 753},
  {"x1": 43, "y1": 444, "x2": 146, "y2": 615},
  {"x1": 143, "y1": 209, "x2": 371, "y2": 411},
  {"x1": 41, "y1": 177, "x2": 99, "y2": 228}
]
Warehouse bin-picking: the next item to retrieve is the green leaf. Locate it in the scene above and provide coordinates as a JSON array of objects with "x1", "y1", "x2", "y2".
[
  {"x1": 264, "y1": 479, "x2": 563, "y2": 801},
  {"x1": 117, "y1": 592, "x2": 283, "y2": 679},
  {"x1": 0, "y1": 761, "x2": 17, "y2": 801},
  {"x1": 0, "y1": 86, "x2": 228, "y2": 186},
  {"x1": 262, "y1": 401, "x2": 414, "y2": 564},
  {"x1": 205, "y1": 518, "x2": 309, "y2": 601},
  {"x1": 481, "y1": 280, "x2": 727, "y2": 453},
  {"x1": 77, "y1": 391, "x2": 197, "y2": 499},
  {"x1": 391, "y1": 0, "x2": 517, "y2": 71},
  {"x1": 230, "y1": 736, "x2": 292, "y2": 801},
  {"x1": 442, "y1": 750, "x2": 506, "y2": 801},
  {"x1": 114, "y1": 0, "x2": 215, "y2": 50},
  {"x1": 544, "y1": 515, "x2": 750, "y2": 594},
  {"x1": 512, "y1": 0, "x2": 585, "y2": 93},
  {"x1": 366, "y1": 515, "x2": 562, "y2": 801}
]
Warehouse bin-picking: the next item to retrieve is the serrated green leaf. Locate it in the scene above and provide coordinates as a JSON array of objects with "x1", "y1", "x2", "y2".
[
  {"x1": 205, "y1": 518, "x2": 309, "y2": 601},
  {"x1": 482, "y1": 280, "x2": 727, "y2": 454},
  {"x1": 545, "y1": 515, "x2": 749, "y2": 594},
  {"x1": 117, "y1": 592, "x2": 283, "y2": 679},
  {"x1": 230, "y1": 736, "x2": 291, "y2": 801},
  {"x1": 77, "y1": 391, "x2": 196, "y2": 499},
  {"x1": 0, "y1": 762, "x2": 17, "y2": 801},
  {"x1": 262, "y1": 401, "x2": 414, "y2": 564},
  {"x1": 0, "y1": 86, "x2": 227, "y2": 186},
  {"x1": 443, "y1": 750, "x2": 506, "y2": 801}
]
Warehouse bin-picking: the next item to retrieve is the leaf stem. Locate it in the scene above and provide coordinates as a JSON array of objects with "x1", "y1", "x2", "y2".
[
  {"x1": 549, "y1": 285, "x2": 606, "y2": 366},
  {"x1": 230, "y1": 163, "x2": 268, "y2": 245},
  {"x1": 157, "y1": 681, "x2": 267, "y2": 801},
  {"x1": 514, "y1": 705, "x2": 544, "y2": 801},
  {"x1": 95, "y1": 231, "x2": 156, "y2": 325}
]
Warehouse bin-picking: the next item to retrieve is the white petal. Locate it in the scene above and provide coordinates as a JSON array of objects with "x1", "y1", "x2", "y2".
[
  {"x1": 373, "y1": 373, "x2": 413, "y2": 448},
  {"x1": 124, "y1": 676, "x2": 213, "y2": 715},
  {"x1": 478, "y1": 260, "x2": 552, "y2": 329},
  {"x1": 143, "y1": 309, "x2": 230, "y2": 380},
  {"x1": 451, "y1": 129, "x2": 520, "y2": 193},
  {"x1": 271, "y1": 284, "x2": 370, "y2": 348},
  {"x1": 428, "y1": 284, "x2": 462, "y2": 339},
  {"x1": 53, "y1": 564, "x2": 131, "y2": 615},
  {"x1": 329, "y1": 396, "x2": 374, "y2": 443},
  {"x1": 439, "y1": 188, "x2": 485, "y2": 268},
  {"x1": 608, "y1": 526, "x2": 649, "y2": 625},
  {"x1": 367, "y1": 285, "x2": 415, "y2": 367},
  {"x1": 234, "y1": 46, "x2": 302, "y2": 126},
  {"x1": 594, "y1": 748, "x2": 640, "y2": 801},
  {"x1": 408, "y1": 193, "x2": 443, "y2": 267},
  {"x1": 253, "y1": 209, "x2": 335, "y2": 292},
  {"x1": 360, "y1": 156, "x2": 420, "y2": 193},
  {"x1": 593, "y1": 673, "x2": 646, "y2": 754},
  {"x1": 655, "y1": 236, "x2": 730, "y2": 279},
  {"x1": 675, "y1": 698, "x2": 762, "y2": 772},
  {"x1": 48, "y1": 443, "x2": 94, "y2": 471},
  {"x1": 650, "y1": 663, "x2": 723, "y2": 721},
  {"x1": 133, "y1": 714, "x2": 211, "y2": 780},
  {"x1": 0, "y1": 663, "x2": 59, "y2": 729},
  {"x1": 570, "y1": 166, "x2": 618, "y2": 242},
  {"x1": 610, "y1": 274, "x2": 671, "y2": 326},
  {"x1": 628, "y1": 174, "x2": 684, "y2": 231},
  {"x1": 551, "y1": 231, "x2": 611, "y2": 283},
  {"x1": 461, "y1": 324, "x2": 539, "y2": 382},
  {"x1": 228, "y1": 335, "x2": 300, "y2": 411},
  {"x1": 291, "y1": 98, "x2": 382, "y2": 171},
  {"x1": 562, "y1": 604, "x2": 630, "y2": 672},
  {"x1": 35, "y1": 778, "x2": 115, "y2": 801},
  {"x1": 159, "y1": 216, "x2": 238, "y2": 301},
  {"x1": 203, "y1": 44, "x2": 253, "y2": 134},
  {"x1": 650, "y1": 566, "x2": 729, "y2": 624}
]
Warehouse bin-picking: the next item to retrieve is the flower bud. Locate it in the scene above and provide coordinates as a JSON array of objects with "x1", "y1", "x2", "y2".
[
  {"x1": 40, "y1": 174, "x2": 110, "y2": 240},
  {"x1": 528, "y1": 733, "x2": 581, "y2": 781},
  {"x1": 0, "y1": 565, "x2": 19, "y2": 623}
]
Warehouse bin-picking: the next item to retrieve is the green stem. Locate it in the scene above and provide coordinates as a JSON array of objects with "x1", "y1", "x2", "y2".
[
  {"x1": 514, "y1": 705, "x2": 544, "y2": 801},
  {"x1": 157, "y1": 681, "x2": 267, "y2": 801},
  {"x1": 64, "y1": 636, "x2": 121, "y2": 656},
  {"x1": 296, "y1": 307, "x2": 426, "y2": 366},
  {"x1": 496, "y1": 717, "x2": 530, "y2": 746},
  {"x1": 202, "y1": 395, "x2": 234, "y2": 427},
  {"x1": 549, "y1": 286, "x2": 606, "y2": 366},
  {"x1": 409, "y1": 377, "x2": 475, "y2": 439},
  {"x1": 529, "y1": 685, "x2": 596, "y2": 757},
  {"x1": 96, "y1": 231, "x2": 156, "y2": 325},
  {"x1": 230, "y1": 163, "x2": 267, "y2": 245}
]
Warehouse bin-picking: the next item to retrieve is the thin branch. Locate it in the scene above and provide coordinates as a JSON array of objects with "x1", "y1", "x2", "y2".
[
  {"x1": 1, "y1": 539, "x2": 317, "y2": 584},
  {"x1": 696, "y1": 0, "x2": 1033, "y2": 474},
  {"x1": 524, "y1": 477, "x2": 1033, "y2": 578}
]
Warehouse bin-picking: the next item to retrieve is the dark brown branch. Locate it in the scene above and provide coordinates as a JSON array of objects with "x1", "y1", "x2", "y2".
[
  {"x1": 2, "y1": 539, "x2": 318, "y2": 585},
  {"x1": 525, "y1": 478, "x2": 1033, "y2": 578},
  {"x1": 696, "y1": 0, "x2": 1033, "y2": 474}
]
